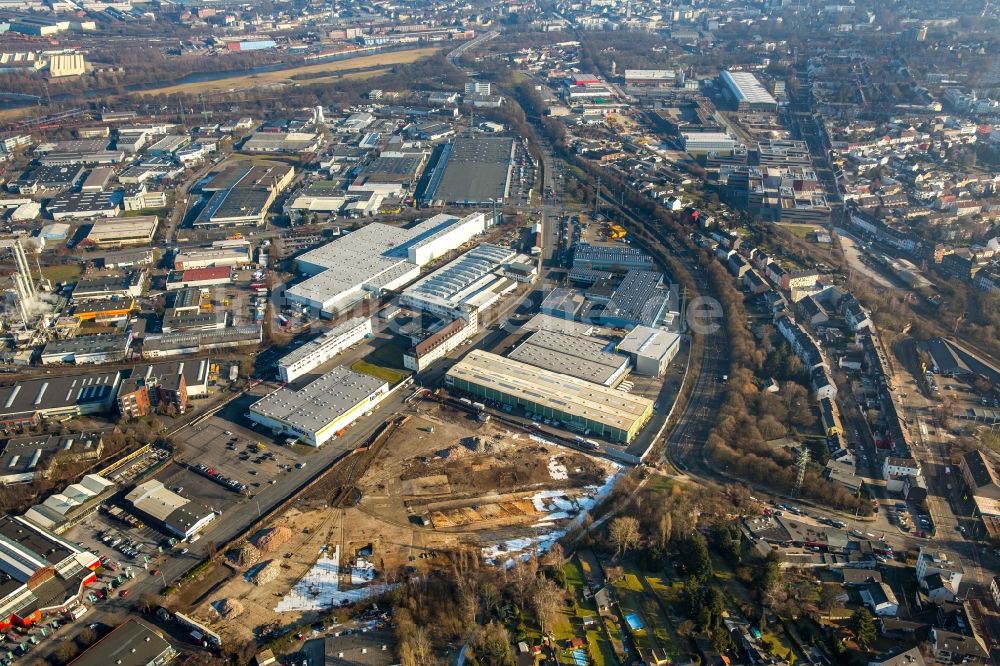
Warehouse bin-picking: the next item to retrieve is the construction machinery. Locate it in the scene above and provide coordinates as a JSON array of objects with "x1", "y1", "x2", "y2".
[{"x1": 603, "y1": 222, "x2": 627, "y2": 240}]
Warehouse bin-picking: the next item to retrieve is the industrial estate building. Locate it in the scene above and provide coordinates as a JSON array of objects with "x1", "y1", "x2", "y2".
[
  {"x1": 446, "y1": 350, "x2": 653, "y2": 443},
  {"x1": 508, "y1": 329, "x2": 630, "y2": 386},
  {"x1": 241, "y1": 131, "x2": 321, "y2": 154},
  {"x1": 45, "y1": 190, "x2": 120, "y2": 220},
  {"x1": 141, "y1": 325, "x2": 261, "y2": 358},
  {"x1": 173, "y1": 240, "x2": 252, "y2": 270},
  {"x1": 69, "y1": 618, "x2": 176, "y2": 666},
  {"x1": 249, "y1": 366, "x2": 389, "y2": 447},
  {"x1": 165, "y1": 266, "x2": 233, "y2": 291},
  {"x1": 84, "y1": 215, "x2": 159, "y2": 249},
  {"x1": 286, "y1": 212, "x2": 490, "y2": 315},
  {"x1": 572, "y1": 243, "x2": 655, "y2": 271},
  {"x1": 421, "y1": 137, "x2": 515, "y2": 205},
  {"x1": 399, "y1": 243, "x2": 519, "y2": 319},
  {"x1": 0, "y1": 515, "x2": 99, "y2": 630},
  {"x1": 277, "y1": 317, "x2": 372, "y2": 383},
  {"x1": 720, "y1": 70, "x2": 779, "y2": 112},
  {"x1": 616, "y1": 325, "x2": 681, "y2": 376},
  {"x1": 195, "y1": 163, "x2": 294, "y2": 228},
  {"x1": 21, "y1": 473, "x2": 114, "y2": 533},
  {"x1": 0, "y1": 371, "x2": 122, "y2": 430},
  {"x1": 40, "y1": 332, "x2": 133, "y2": 365},
  {"x1": 0, "y1": 432, "x2": 105, "y2": 485},
  {"x1": 125, "y1": 480, "x2": 216, "y2": 539}
]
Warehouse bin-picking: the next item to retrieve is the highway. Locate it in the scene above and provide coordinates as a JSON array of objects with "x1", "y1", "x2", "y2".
[{"x1": 446, "y1": 30, "x2": 499, "y2": 66}]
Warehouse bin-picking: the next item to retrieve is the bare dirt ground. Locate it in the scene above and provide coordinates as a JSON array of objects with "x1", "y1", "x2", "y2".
[{"x1": 188, "y1": 401, "x2": 617, "y2": 644}]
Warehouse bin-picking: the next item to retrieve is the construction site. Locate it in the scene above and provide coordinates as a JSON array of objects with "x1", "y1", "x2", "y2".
[{"x1": 185, "y1": 397, "x2": 621, "y2": 645}]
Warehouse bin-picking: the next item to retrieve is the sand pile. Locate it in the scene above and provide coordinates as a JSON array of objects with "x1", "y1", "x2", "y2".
[
  {"x1": 218, "y1": 598, "x2": 244, "y2": 619},
  {"x1": 249, "y1": 560, "x2": 282, "y2": 586},
  {"x1": 228, "y1": 542, "x2": 261, "y2": 568},
  {"x1": 254, "y1": 526, "x2": 293, "y2": 553}
]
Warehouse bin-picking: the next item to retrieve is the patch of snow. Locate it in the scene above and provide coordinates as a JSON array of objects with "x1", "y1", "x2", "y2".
[
  {"x1": 480, "y1": 464, "x2": 624, "y2": 564},
  {"x1": 274, "y1": 546, "x2": 395, "y2": 612},
  {"x1": 547, "y1": 457, "x2": 569, "y2": 481}
]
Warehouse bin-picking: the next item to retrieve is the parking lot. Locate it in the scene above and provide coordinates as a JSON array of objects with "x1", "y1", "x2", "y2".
[
  {"x1": 63, "y1": 511, "x2": 177, "y2": 598},
  {"x1": 167, "y1": 396, "x2": 323, "y2": 498}
]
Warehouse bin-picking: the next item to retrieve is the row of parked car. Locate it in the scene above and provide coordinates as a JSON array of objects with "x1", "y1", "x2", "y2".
[{"x1": 193, "y1": 462, "x2": 248, "y2": 493}]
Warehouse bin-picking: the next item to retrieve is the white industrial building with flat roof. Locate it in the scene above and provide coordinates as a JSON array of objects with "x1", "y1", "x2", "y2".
[
  {"x1": 508, "y1": 329, "x2": 630, "y2": 386},
  {"x1": 446, "y1": 350, "x2": 653, "y2": 443},
  {"x1": 616, "y1": 326, "x2": 681, "y2": 376},
  {"x1": 286, "y1": 212, "x2": 489, "y2": 316},
  {"x1": 681, "y1": 132, "x2": 737, "y2": 154},
  {"x1": 720, "y1": 70, "x2": 778, "y2": 111},
  {"x1": 277, "y1": 317, "x2": 372, "y2": 383},
  {"x1": 399, "y1": 242, "x2": 519, "y2": 319},
  {"x1": 83, "y1": 215, "x2": 158, "y2": 248},
  {"x1": 125, "y1": 479, "x2": 216, "y2": 539},
  {"x1": 173, "y1": 240, "x2": 252, "y2": 270},
  {"x1": 249, "y1": 366, "x2": 389, "y2": 447}
]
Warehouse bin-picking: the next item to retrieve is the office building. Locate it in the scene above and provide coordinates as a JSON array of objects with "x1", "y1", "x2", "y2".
[
  {"x1": 681, "y1": 131, "x2": 737, "y2": 154},
  {"x1": 277, "y1": 318, "x2": 372, "y2": 383},
  {"x1": 403, "y1": 314, "x2": 479, "y2": 373},
  {"x1": 117, "y1": 358, "x2": 210, "y2": 418}
]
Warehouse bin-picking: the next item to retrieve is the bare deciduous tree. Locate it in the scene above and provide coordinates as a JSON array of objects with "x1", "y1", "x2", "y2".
[{"x1": 608, "y1": 516, "x2": 641, "y2": 559}]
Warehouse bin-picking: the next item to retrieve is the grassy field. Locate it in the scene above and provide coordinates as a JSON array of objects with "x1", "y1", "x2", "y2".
[
  {"x1": 137, "y1": 47, "x2": 442, "y2": 97},
  {"x1": 41, "y1": 263, "x2": 83, "y2": 283},
  {"x1": 777, "y1": 223, "x2": 820, "y2": 239},
  {"x1": 291, "y1": 67, "x2": 391, "y2": 86},
  {"x1": 351, "y1": 359, "x2": 410, "y2": 387}
]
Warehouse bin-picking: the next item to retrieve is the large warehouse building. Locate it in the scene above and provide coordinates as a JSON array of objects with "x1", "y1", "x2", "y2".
[
  {"x1": 84, "y1": 216, "x2": 159, "y2": 248},
  {"x1": 0, "y1": 371, "x2": 122, "y2": 431},
  {"x1": 194, "y1": 163, "x2": 294, "y2": 228},
  {"x1": 286, "y1": 212, "x2": 489, "y2": 315},
  {"x1": 719, "y1": 70, "x2": 778, "y2": 112},
  {"x1": 446, "y1": 350, "x2": 653, "y2": 443},
  {"x1": 399, "y1": 243, "x2": 519, "y2": 319},
  {"x1": 249, "y1": 366, "x2": 389, "y2": 447},
  {"x1": 0, "y1": 515, "x2": 99, "y2": 630},
  {"x1": 421, "y1": 137, "x2": 515, "y2": 205},
  {"x1": 508, "y1": 329, "x2": 631, "y2": 386},
  {"x1": 277, "y1": 317, "x2": 372, "y2": 383}
]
